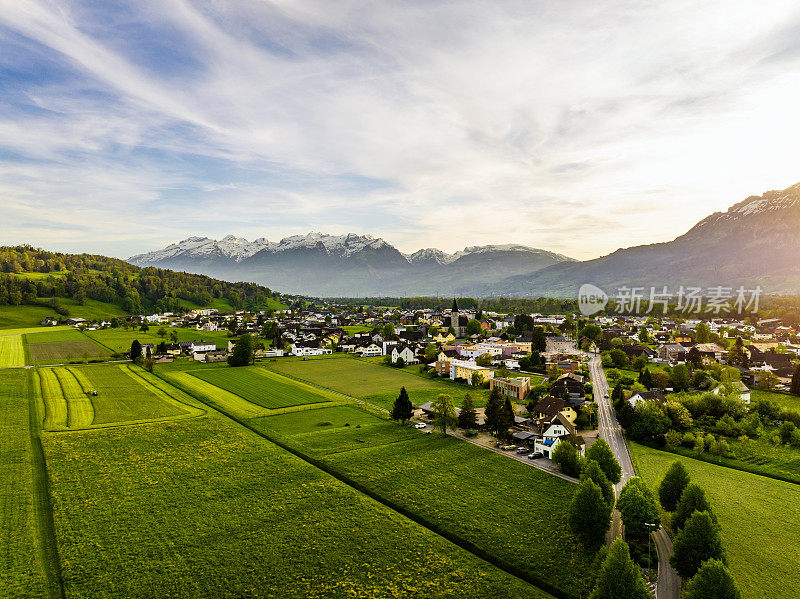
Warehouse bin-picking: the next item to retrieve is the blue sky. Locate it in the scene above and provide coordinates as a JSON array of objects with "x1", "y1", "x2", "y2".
[{"x1": 2, "y1": 0, "x2": 800, "y2": 260}]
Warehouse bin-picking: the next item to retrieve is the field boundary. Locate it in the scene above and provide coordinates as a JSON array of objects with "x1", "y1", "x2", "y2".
[
  {"x1": 151, "y1": 367, "x2": 576, "y2": 599},
  {"x1": 26, "y1": 370, "x2": 65, "y2": 599}
]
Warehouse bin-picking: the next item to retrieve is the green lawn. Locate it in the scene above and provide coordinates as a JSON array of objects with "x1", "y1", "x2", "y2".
[
  {"x1": 0, "y1": 370, "x2": 48, "y2": 597},
  {"x1": 189, "y1": 367, "x2": 336, "y2": 410},
  {"x1": 26, "y1": 338, "x2": 111, "y2": 365},
  {"x1": 85, "y1": 327, "x2": 231, "y2": 353},
  {"x1": 750, "y1": 389, "x2": 800, "y2": 414},
  {"x1": 23, "y1": 329, "x2": 85, "y2": 343},
  {"x1": 0, "y1": 305, "x2": 59, "y2": 330},
  {"x1": 362, "y1": 385, "x2": 489, "y2": 410},
  {"x1": 630, "y1": 442, "x2": 800, "y2": 599},
  {"x1": 42, "y1": 413, "x2": 551, "y2": 599},
  {"x1": 249, "y1": 408, "x2": 595, "y2": 599},
  {"x1": 0, "y1": 335, "x2": 25, "y2": 368},
  {"x1": 341, "y1": 325, "x2": 373, "y2": 335}
]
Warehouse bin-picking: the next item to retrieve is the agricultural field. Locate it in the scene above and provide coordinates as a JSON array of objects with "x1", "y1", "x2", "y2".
[
  {"x1": 249, "y1": 408, "x2": 595, "y2": 599},
  {"x1": 25, "y1": 329, "x2": 111, "y2": 364},
  {"x1": 86, "y1": 327, "x2": 232, "y2": 353},
  {"x1": 631, "y1": 442, "x2": 800, "y2": 599},
  {"x1": 190, "y1": 367, "x2": 336, "y2": 410},
  {"x1": 265, "y1": 355, "x2": 478, "y2": 405},
  {"x1": 362, "y1": 385, "x2": 489, "y2": 410},
  {"x1": 0, "y1": 305, "x2": 60, "y2": 330},
  {"x1": 0, "y1": 334, "x2": 25, "y2": 368},
  {"x1": 42, "y1": 413, "x2": 552, "y2": 599},
  {"x1": 37, "y1": 364, "x2": 199, "y2": 429},
  {"x1": 0, "y1": 370, "x2": 48, "y2": 597}
]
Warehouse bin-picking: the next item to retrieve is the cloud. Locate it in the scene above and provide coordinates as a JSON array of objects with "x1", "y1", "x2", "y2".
[{"x1": 1, "y1": 0, "x2": 800, "y2": 261}]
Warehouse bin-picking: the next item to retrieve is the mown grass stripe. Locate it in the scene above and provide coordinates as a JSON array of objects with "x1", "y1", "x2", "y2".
[
  {"x1": 53, "y1": 369, "x2": 94, "y2": 428},
  {"x1": 38, "y1": 370, "x2": 67, "y2": 431}
]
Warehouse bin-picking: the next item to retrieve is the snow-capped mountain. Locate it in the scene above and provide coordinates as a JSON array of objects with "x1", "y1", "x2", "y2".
[
  {"x1": 488, "y1": 181, "x2": 800, "y2": 297},
  {"x1": 129, "y1": 232, "x2": 573, "y2": 296}
]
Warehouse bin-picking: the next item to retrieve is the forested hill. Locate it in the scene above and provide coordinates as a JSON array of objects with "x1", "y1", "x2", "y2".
[{"x1": 0, "y1": 245, "x2": 284, "y2": 315}]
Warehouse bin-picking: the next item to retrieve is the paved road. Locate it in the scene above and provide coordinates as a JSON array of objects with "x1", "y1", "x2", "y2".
[{"x1": 589, "y1": 355, "x2": 679, "y2": 599}]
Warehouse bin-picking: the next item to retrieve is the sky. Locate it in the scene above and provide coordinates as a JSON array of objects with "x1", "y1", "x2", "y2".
[{"x1": 2, "y1": 0, "x2": 800, "y2": 261}]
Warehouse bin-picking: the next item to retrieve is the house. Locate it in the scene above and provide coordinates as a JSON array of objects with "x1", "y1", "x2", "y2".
[
  {"x1": 203, "y1": 350, "x2": 228, "y2": 363},
  {"x1": 694, "y1": 343, "x2": 726, "y2": 363},
  {"x1": 490, "y1": 377, "x2": 531, "y2": 401},
  {"x1": 712, "y1": 381, "x2": 751, "y2": 405},
  {"x1": 549, "y1": 373, "x2": 585, "y2": 404},
  {"x1": 545, "y1": 336, "x2": 572, "y2": 354},
  {"x1": 291, "y1": 345, "x2": 333, "y2": 356},
  {"x1": 355, "y1": 343, "x2": 382, "y2": 357},
  {"x1": 628, "y1": 390, "x2": 667, "y2": 407},
  {"x1": 391, "y1": 345, "x2": 418, "y2": 365},
  {"x1": 66, "y1": 317, "x2": 87, "y2": 326},
  {"x1": 532, "y1": 413, "x2": 585, "y2": 459},
  {"x1": 40, "y1": 317, "x2": 58, "y2": 326},
  {"x1": 449, "y1": 360, "x2": 493, "y2": 385},
  {"x1": 532, "y1": 395, "x2": 577, "y2": 425},
  {"x1": 658, "y1": 344, "x2": 686, "y2": 363}
]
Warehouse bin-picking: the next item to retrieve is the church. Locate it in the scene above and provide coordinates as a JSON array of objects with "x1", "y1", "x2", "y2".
[{"x1": 449, "y1": 298, "x2": 471, "y2": 337}]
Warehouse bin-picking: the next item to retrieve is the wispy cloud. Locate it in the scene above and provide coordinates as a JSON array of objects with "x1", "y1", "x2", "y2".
[{"x1": 1, "y1": 0, "x2": 800, "y2": 260}]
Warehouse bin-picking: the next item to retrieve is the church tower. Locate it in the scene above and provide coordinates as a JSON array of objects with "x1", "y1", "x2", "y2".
[{"x1": 451, "y1": 298, "x2": 459, "y2": 331}]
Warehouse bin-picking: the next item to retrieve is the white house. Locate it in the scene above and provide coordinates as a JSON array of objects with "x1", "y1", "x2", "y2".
[
  {"x1": 545, "y1": 336, "x2": 572, "y2": 354},
  {"x1": 712, "y1": 381, "x2": 751, "y2": 405},
  {"x1": 628, "y1": 390, "x2": 667, "y2": 408},
  {"x1": 355, "y1": 343, "x2": 382, "y2": 357},
  {"x1": 291, "y1": 345, "x2": 333, "y2": 356},
  {"x1": 191, "y1": 341, "x2": 217, "y2": 353},
  {"x1": 533, "y1": 413, "x2": 585, "y2": 459},
  {"x1": 391, "y1": 345, "x2": 418, "y2": 365}
]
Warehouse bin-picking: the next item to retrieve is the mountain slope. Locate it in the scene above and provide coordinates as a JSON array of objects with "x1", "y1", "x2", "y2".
[
  {"x1": 129, "y1": 232, "x2": 574, "y2": 296},
  {"x1": 491, "y1": 182, "x2": 800, "y2": 297}
]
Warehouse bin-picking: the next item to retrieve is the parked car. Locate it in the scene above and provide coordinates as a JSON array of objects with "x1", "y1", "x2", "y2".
[
  {"x1": 414, "y1": 423, "x2": 427, "y2": 429},
  {"x1": 527, "y1": 452, "x2": 543, "y2": 459},
  {"x1": 516, "y1": 447, "x2": 531, "y2": 455},
  {"x1": 501, "y1": 444, "x2": 517, "y2": 451}
]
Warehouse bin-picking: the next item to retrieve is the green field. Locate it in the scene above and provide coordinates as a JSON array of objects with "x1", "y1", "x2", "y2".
[
  {"x1": 0, "y1": 300, "x2": 126, "y2": 330},
  {"x1": 631, "y1": 442, "x2": 800, "y2": 599},
  {"x1": 250, "y1": 406, "x2": 594, "y2": 598},
  {"x1": 37, "y1": 364, "x2": 199, "y2": 429},
  {"x1": 0, "y1": 370, "x2": 48, "y2": 596},
  {"x1": 26, "y1": 338, "x2": 111, "y2": 364},
  {"x1": 41, "y1": 414, "x2": 551, "y2": 599},
  {"x1": 85, "y1": 327, "x2": 231, "y2": 353},
  {"x1": 190, "y1": 367, "x2": 336, "y2": 410},
  {"x1": 0, "y1": 334, "x2": 25, "y2": 368},
  {"x1": 751, "y1": 389, "x2": 800, "y2": 414},
  {"x1": 0, "y1": 305, "x2": 61, "y2": 330}
]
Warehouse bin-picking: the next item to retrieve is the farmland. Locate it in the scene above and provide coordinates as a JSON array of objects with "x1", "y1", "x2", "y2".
[
  {"x1": 37, "y1": 364, "x2": 200, "y2": 429},
  {"x1": 0, "y1": 334, "x2": 25, "y2": 368},
  {"x1": 631, "y1": 442, "x2": 800, "y2": 599},
  {"x1": 41, "y1": 413, "x2": 552, "y2": 599},
  {"x1": 250, "y1": 407, "x2": 595, "y2": 599},
  {"x1": 85, "y1": 327, "x2": 231, "y2": 353},
  {"x1": 265, "y1": 355, "x2": 486, "y2": 408},
  {"x1": 190, "y1": 367, "x2": 336, "y2": 410},
  {"x1": 26, "y1": 334, "x2": 111, "y2": 364},
  {"x1": 0, "y1": 370, "x2": 48, "y2": 597}
]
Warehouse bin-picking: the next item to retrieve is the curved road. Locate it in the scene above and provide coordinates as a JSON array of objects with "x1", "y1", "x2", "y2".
[{"x1": 589, "y1": 355, "x2": 679, "y2": 599}]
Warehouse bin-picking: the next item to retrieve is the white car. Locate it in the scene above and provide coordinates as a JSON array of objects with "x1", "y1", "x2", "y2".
[{"x1": 414, "y1": 423, "x2": 427, "y2": 429}]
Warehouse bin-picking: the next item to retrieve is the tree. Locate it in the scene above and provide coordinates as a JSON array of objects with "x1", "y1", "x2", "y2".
[
  {"x1": 569, "y1": 479, "x2": 612, "y2": 547},
  {"x1": 157, "y1": 326, "x2": 167, "y2": 338},
  {"x1": 589, "y1": 538, "x2": 651, "y2": 599},
  {"x1": 552, "y1": 440, "x2": 581, "y2": 477},
  {"x1": 475, "y1": 352, "x2": 493, "y2": 367},
  {"x1": 466, "y1": 319, "x2": 482, "y2": 336},
  {"x1": 639, "y1": 368, "x2": 653, "y2": 389},
  {"x1": 671, "y1": 364, "x2": 691, "y2": 392},
  {"x1": 458, "y1": 393, "x2": 478, "y2": 429},
  {"x1": 658, "y1": 460, "x2": 690, "y2": 512},
  {"x1": 424, "y1": 343, "x2": 439, "y2": 361},
  {"x1": 227, "y1": 334, "x2": 255, "y2": 367},
  {"x1": 756, "y1": 371, "x2": 779, "y2": 391},
  {"x1": 616, "y1": 478, "x2": 660, "y2": 539},
  {"x1": 672, "y1": 483, "x2": 714, "y2": 531},
  {"x1": 683, "y1": 558, "x2": 742, "y2": 599},
  {"x1": 129, "y1": 340, "x2": 142, "y2": 363},
  {"x1": 686, "y1": 346, "x2": 703, "y2": 369},
  {"x1": 498, "y1": 396, "x2": 515, "y2": 437},
  {"x1": 391, "y1": 387, "x2": 413, "y2": 424},
  {"x1": 580, "y1": 459, "x2": 614, "y2": 508},
  {"x1": 580, "y1": 324, "x2": 602, "y2": 341},
  {"x1": 670, "y1": 511, "x2": 726, "y2": 578},
  {"x1": 382, "y1": 323, "x2": 396, "y2": 339},
  {"x1": 484, "y1": 388, "x2": 502, "y2": 436},
  {"x1": 638, "y1": 327, "x2": 649, "y2": 344},
  {"x1": 585, "y1": 438, "x2": 621, "y2": 484},
  {"x1": 791, "y1": 364, "x2": 800, "y2": 397},
  {"x1": 695, "y1": 323, "x2": 711, "y2": 343},
  {"x1": 432, "y1": 393, "x2": 457, "y2": 435},
  {"x1": 169, "y1": 329, "x2": 179, "y2": 344}
]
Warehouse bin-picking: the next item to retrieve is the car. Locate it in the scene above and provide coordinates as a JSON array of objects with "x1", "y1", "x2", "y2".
[
  {"x1": 516, "y1": 447, "x2": 531, "y2": 455},
  {"x1": 604, "y1": 393, "x2": 609, "y2": 399},
  {"x1": 527, "y1": 452, "x2": 544, "y2": 459},
  {"x1": 414, "y1": 423, "x2": 427, "y2": 429},
  {"x1": 500, "y1": 444, "x2": 517, "y2": 451}
]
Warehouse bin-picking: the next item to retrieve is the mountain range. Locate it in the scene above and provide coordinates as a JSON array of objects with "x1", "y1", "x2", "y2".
[{"x1": 129, "y1": 181, "x2": 800, "y2": 297}]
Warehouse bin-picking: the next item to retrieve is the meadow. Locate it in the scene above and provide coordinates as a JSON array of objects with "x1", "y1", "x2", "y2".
[
  {"x1": 0, "y1": 300, "x2": 126, "y2": 330},
  {"x1": 42, "y1": 413, "x2": 552, "y2": 599},
  {"x1": 190, "y1": 367, "x2": 335, "y2": 410},
  {"x1": 630, "y1": 442, "x2": 800, "y2": 599},
  {"x1": 0, "y1": 370, "x2": 48, "y2": 597},
  {"x1": 26, "y1": 338, "x2": 111, "y2": 364},
  {"x1": 750, "y1": 389, "x2": 800, "y2": 414},
  {"x1": 0, "y1": 334, "x2": 25, "y2": 368},
  {"x1": 85, "y1": 327, "x2": 232, "y2": 353},
  {"x1": 249, "y1": 407, "x2": 595, "y2": 599}
]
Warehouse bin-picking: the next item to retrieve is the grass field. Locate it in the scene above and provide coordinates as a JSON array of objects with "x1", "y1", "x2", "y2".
[
  {"x1": 0, "y1": 335, "x2": 25, "y2": 368},
  {"x1": 751, "y1": 389, "x2": 800, "y2": 414},
  {"x1": 250, "y1": 407, "x2": 595, "y2": 598},
  {"x1": 42, "y1": 414, "x2": 552, "y2": 598},
  {"x1": 190, "y1": 367, "x2": 336, "y2": 410},
  {"x1": 26, "y1": 338, "x2": 111, "y2": 364},
  {"x1": 0, "y1": 370, "x2": 48, "y2": 597},
  {"x1": 0, "y1": 305, "x2": 59, "y2": 330},
  {"x1": 0, "y1": 300, "x2": 126, "y2": 330},
  {"x1": 85, "y1": 327, "x2": 232, "y2": 353},
  {"x1": 631, "y1": 442, "x2": 800, "y2": 599},
  {"x1": 264, "y1": 355, "x2": 487, "y2": 407},
  {"x1": 37, "y1": 364, "x2": 197, "y2": 429}
]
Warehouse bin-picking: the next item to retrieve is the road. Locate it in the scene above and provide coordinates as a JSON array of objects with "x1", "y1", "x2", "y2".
[{"x1": 589, "y1": 355, "x2": 679, "y2": 599}]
